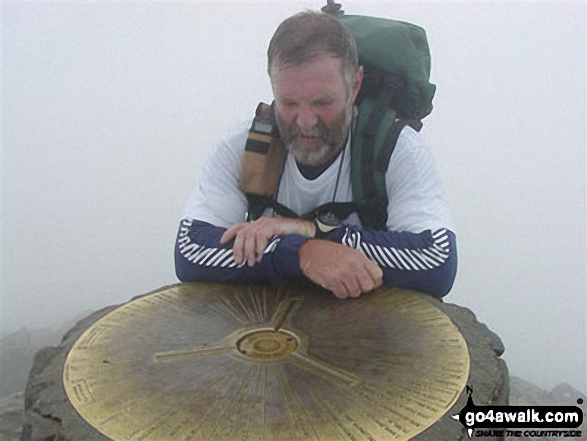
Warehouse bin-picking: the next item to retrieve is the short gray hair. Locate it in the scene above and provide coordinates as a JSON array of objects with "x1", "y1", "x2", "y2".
[{"x1": 267, "y1": 11, "x2": 358, "y2": 88}]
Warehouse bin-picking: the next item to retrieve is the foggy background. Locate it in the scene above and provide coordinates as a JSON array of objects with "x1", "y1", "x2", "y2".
[{"x1": 1, "y1": 0, "x2": 585, "y2": 395}]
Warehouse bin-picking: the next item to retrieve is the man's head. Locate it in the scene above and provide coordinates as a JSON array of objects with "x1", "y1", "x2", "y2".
[{"x1": 267, "y1": 11, "x2": 363, "y2": 166}]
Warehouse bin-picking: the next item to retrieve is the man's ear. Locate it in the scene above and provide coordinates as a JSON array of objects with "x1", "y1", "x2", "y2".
[{"x1": 351, "y1": 66, "x2": 364, "y2": 104}]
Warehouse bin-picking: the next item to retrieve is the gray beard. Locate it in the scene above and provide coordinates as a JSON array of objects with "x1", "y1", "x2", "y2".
[{"x1": 288, "y1": 140, "x2": 339, "y2": 167}]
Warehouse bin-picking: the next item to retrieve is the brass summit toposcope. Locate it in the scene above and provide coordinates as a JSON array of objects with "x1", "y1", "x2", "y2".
[{"x1": 63, "y1": 283, "x2": 470, "y2": 440}]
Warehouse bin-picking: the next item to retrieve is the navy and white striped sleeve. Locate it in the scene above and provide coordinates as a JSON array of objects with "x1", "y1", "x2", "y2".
[
  {"x1": 327, "y1": 225, "x2": 457, "y2": 298},
  {"x1": 175, "y1": 219, "x2": 310, "y2": 283}
]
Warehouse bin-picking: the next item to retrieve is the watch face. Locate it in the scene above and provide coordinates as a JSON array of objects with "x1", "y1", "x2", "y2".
[
  {"x1": 317, "y1": 212, "x2": 341, "y2": 227},
  {"x1": 316, "y1": 212, "x2": 342, "y2": 232}
]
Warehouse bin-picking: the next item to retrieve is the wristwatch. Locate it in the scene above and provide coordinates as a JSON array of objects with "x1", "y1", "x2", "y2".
[{"x1": 314, "y1": 212, "x2": 342, "y2": 239}]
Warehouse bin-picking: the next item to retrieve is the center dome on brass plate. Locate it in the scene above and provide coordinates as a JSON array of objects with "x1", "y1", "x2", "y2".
[
  {"x1": 63, "y1": 282, "x2": 470, "y2": 441},
  {"x1": 237, "y1": 330, "x2": 298, "y2": 360}
]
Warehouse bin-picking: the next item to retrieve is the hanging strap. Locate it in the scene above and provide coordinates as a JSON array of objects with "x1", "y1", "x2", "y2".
[{"x1": 239, "y1": 102, "x2": 287, "y2": 220}]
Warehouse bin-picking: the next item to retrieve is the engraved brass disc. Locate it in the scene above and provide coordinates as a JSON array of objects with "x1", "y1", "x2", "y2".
[{"x1": 63, "y1": 283, "x2": 470, "y2": 440}]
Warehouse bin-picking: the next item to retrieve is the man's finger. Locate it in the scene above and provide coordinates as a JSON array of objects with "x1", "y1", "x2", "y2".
[
  {"x1": 232, "y1": 232, "x2": 245, "y2": 265},
  {"x1": 344, "y1": 279, "x2": 362, "y2": 298},
  {"x1": 255, "y1": 233, "x2": 269, "y2": 262},
  {"x1": 243, "y1": 233, "x2": 258, "y2": 267},
  {"x1": 331, "y1": 283, "x2": 349, "y2": 299},
  {"x1": 364, "y1": 260, "x2": 384, "y2": 287},
  {"x1": 220, "y1": 223, "x2": 244, "y2": 245},
  {"x1": 332, "y1": 291, "x2": 345, "y2": 299},
  {"x1": 357, "y1": 274, "x2": 376, "y2": 294}
]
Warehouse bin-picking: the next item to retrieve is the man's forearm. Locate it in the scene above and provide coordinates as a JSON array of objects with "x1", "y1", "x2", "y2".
[
  {"x1": 324, "y1": 225, "x2": 457, "y2": 298},
  {"x1": 175, "y1": 219, "x2": 457, "y2": 298},
  {"x1": 174, "y1": 219, "x2": 309, "y2": 283}
]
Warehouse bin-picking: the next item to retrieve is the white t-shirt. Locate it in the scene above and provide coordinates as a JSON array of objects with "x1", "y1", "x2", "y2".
[{"x1": 183, "y1": 119, "x2": 454, "y2": 234}]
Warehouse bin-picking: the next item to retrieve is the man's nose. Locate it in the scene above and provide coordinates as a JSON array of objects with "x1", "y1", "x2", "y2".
[{"x1": 295, "y1": 106, "x2": 318, "y2": 132}]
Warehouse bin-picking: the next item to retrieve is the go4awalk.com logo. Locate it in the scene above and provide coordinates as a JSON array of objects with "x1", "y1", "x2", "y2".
[{"x1": 451, "y1": 386, "x2": 584, "y2": 438}]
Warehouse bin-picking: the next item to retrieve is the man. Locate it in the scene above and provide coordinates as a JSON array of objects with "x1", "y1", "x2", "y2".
[{"x1": 175, "y1": 11, "x2": 456, "y2": 299}]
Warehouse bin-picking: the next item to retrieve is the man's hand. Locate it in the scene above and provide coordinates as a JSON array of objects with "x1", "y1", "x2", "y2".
[
  {"x1": 299, "y1": 240, "x2": 383, "y2": 299},
  {"x1": 220, "y1": 217, "x2": 315, "y2": 267}
]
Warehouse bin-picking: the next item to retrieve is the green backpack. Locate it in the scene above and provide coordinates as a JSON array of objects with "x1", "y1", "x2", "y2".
[{"x1": 238, "y1": 11, "x2": 435, "y2": 230}]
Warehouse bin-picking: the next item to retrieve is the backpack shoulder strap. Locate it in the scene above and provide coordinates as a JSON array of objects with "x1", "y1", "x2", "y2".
[{"x1": 351, "y1": 92, "x2": 416, "y2": 230}]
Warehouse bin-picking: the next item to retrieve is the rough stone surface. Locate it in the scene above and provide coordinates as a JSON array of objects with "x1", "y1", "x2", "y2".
[
  {"x1": 22, "y1": 305, "x2": 118, "y2": 441},
  {"x1": 0, "y1": 328, "x2": 64, "y2": 398},
  {"x1": 20, "y1": 285, "x2": 510, "y2": 440},
  {"x1": 0, "y1": 391, "x2": 24, "y2": 441}
]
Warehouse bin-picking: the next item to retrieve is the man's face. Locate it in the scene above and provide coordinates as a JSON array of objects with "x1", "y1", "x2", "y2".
[{"x1": 270, "y1": 54, "x2": 362, "y2": 167}]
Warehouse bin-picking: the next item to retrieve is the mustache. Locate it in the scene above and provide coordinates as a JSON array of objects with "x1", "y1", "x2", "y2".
[{"x1": 288, "y1": 120, "x2": 330, "y2": 140}]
